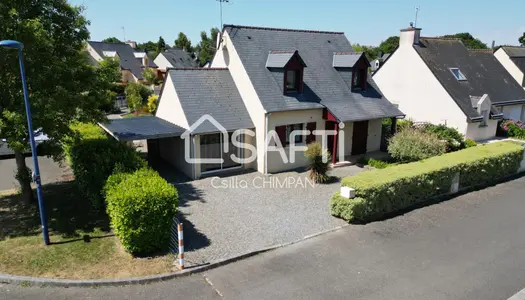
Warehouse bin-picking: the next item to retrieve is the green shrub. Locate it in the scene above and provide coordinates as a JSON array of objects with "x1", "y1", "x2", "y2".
[
  {"x1": 388, "y1": 128, "x2": 446, "y2": 162},
  {"x1": 64, "y1": 122, "x2": 147, "y2": 209},
  {"x1": 500, "y1": 120, "x2": 525, "y2": 139},
  {"x1": 422, "y1": 124, "x2": 465, "y2": 152},
  {"x1": 305, "y1": 142, "x2": 332, "y2": 183},
  {"x1": 147, "y1": 94, "x2": 159, "y2": 113},
  {"x1": 465, "y1": 139, "x2": 477, "y2": 148},
  {"x1": 357, "y1": 157, "x2": 393, "y2": 169},
  {"x1": 105, "y1": 168, "x2": 178, "y2": 254},
  {"x1": 396, "y1": 119, "x2": 414, "y2": 132},
  {"x1": 331, "y1": 142, "x2": 524, "y2": 223}
]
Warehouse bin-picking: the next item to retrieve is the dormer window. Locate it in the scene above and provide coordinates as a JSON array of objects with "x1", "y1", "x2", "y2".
[
  {"x1": 449, "y1": 68, "x2": 467, "y2": 81},
  {"x1": 286, "y1": 70, "x2": 298, "y2": 91},
  {"x1": 266, "y1": 50, "x2": 307, "y2": 95},
  {"x1": 333, "y1": 52, "x2": 370, "y2": 91}
]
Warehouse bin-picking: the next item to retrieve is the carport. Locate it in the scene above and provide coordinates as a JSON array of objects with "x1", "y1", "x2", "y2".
[{"x1": 99, "y1": 116, "x2": 188, "y2": 174}]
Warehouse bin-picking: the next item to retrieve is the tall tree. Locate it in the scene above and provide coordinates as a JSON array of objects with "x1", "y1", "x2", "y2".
[
  {"x1": 156, "y1": 36, "x2": 167, "y2": 55},
  {"x1": 378, "y1": 36, "x2": 400, "y2": 54},
  {"x1": 195, "y1": 28, "x2": 221, "y2": 66},
  {"x1": 174, "y1": 32, "x2": 193, "y2": 53},
  {"x1": 102, "y1": 37, "x2": 121, "y2": 43},
  {"x1": 443, "y1": 33, "x2": 488, "y2": 49},
  {"x1": 0, "y1": 0, "x2": 110, "y2": 203},
  {"x1": 519, "y1": 32, "x2": 525, "y2": 46},
  {"x1": 136, "y1": 41, "x2": 157, "y2": 53}
]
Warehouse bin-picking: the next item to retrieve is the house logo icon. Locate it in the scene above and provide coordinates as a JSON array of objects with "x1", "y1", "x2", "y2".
[{"x1": 181, "y1": 114, "x2": 229, "y2": 164}]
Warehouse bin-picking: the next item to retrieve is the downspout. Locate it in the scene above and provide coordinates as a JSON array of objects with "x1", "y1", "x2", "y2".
[
  {"x1": 192, "y1": 135, "x2": 197, "y2": 180},
  {"x1": 265, "y1": 112, "x2": 271, "y2": 175}
]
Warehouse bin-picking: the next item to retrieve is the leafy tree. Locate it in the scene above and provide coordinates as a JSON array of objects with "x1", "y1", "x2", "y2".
[
  {"x1": 142, "y1": 68, "x2": 160, "y2": 85},
  {"x1": 137, "y1": 41, "x2": 157, "y2": 53},
  {"x1": 125, "y1": 83, "x2": 144, "y2": 113},
  {"x1": 156, "y1": 36, "x2": 167, "y2": 55},
  {"x1": 103, "y1": 37, "x2": 122, "y2": 43},
  {"x1": 520, "y1": 32, "x2": 525, "y2": 46},
  {"x1": 378, "y1": 36, "x2": 400, "y2": 54},
  {"x1": 174, "y1": 32, "x2": 193, "y2": 53},
  {"x1": 352, "y1": 43, "x2": 381, "y2": 61},
  {"x1": 0, "y1": 0, "x2": 110, "y2": 203},
  {"x1": 97, "y1": 58, "x2": 122, "y2": 112},
  {"x1": 443, "y1": 33, "x2": 488, "y2": 49},
  {"x1": 195, "y1": 27, "x2": 220, "y2": 66}
]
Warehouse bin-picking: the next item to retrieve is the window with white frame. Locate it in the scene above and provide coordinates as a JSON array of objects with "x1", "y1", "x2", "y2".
[{"x1": 449, "y1": 68, "x2": 467, "y2": 81}]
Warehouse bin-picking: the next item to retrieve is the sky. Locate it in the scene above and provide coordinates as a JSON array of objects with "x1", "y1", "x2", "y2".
[{"x1": 69, "y1": 0, "x2": 525, "y2": 47}]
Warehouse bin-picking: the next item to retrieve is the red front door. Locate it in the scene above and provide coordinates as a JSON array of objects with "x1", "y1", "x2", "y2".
[{"x1": 325, "y1": 121, "x2": 338, "y2": 163}]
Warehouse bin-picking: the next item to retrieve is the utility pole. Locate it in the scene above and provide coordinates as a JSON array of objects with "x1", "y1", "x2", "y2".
[
  {"x1": 414, "y1": 6, "x2": 421, "y2": 27},
  {"x1": 121, "y1": 26, "x2": 126, "y2": 41},
  {"x1": 217, "y1": 0, "x2": 229, "y2": 29}
]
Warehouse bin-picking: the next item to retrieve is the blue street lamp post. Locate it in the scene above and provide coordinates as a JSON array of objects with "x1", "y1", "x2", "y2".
[{"x1": 1, "y1": 40, "x2": 50, "y2": 245}]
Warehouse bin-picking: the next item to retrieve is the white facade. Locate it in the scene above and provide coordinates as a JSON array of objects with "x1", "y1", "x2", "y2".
[
  {"x1": 373, "y1": 28, "x2": 496, "y2": 141},
  {"x1": 494, "y1": 48, "x2": 525, "y2": 90},
  {"x1": 153, "y1": 53, "x2": 174, "y2": 71},
  {"x1": 501, "y1": 104, "x2": 525, "y2": 122}
]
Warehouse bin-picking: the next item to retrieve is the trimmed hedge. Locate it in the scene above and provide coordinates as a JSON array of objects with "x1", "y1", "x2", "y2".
[
  {"x1": 332, "y1": 142, "x2": 524, "y2": 223},
  {"x1": 105, "y1": 168, "x2": 178, "y2": 254},
  {"x1": 64, "y1": 123, "x2": 147, "y2": 209}
]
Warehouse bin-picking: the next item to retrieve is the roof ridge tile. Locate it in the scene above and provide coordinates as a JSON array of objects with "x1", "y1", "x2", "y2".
[{"x1": 224, "y1": 24, "x2": 345, "y2": 35}]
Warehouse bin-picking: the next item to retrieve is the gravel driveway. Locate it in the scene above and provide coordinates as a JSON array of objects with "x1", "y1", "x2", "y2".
[{"x1": 169, "y1": 165, "x2": 366, "y2": 266}]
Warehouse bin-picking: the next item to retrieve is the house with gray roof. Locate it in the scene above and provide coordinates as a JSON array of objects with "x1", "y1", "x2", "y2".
[
  {"x1": 374, "y1": 26, "x2": 525, "y2": 141},
  {"x1": 371, "y1": 53, "x2": 390, "y2": 73},
  {"x1": 86, "y1": 41, "x2": 158, "y2": 83},
  {"x1": 154, "y1": 49, "x2": 198, "y2": 75},
  {"x1": 100, "y1": 25, "x2": 404, "y2": 179},
  {"x1": 494, "y1": 46, "x2": 525, "y2": 90}
]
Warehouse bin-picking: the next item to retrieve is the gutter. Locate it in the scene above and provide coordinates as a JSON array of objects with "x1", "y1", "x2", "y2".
[
  {"x1": 264, "y1": 112, "x2": 271, "y2": 175},
  {"x1": 492, "y1": 99, "x2": 525, "y2": 106}
]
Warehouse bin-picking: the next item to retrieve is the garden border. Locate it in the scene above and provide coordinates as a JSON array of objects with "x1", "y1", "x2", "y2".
[{"x1": 0, "y1": 225, "x2": 349, "y2": 287}]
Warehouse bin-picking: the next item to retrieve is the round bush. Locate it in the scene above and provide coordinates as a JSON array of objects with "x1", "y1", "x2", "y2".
[
  {"x1": 105, "y1": 168, "x2": 178, "y2": 255},
  {"x1": 388, "y1": 128, "x2": 446, "y2": 162}
]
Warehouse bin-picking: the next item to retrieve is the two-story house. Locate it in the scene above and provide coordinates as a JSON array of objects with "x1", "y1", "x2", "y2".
[{"x1": 100, "y1": 25, "x2": 404, "y2": 180}]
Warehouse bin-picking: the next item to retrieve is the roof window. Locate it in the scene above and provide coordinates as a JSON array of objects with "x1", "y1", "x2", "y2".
[{"x1": 449, "y1": 68, "x2": 467, "y2": 81}]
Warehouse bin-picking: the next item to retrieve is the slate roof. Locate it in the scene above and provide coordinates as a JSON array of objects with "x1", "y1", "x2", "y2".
[
  {"x1": 160, "y1": 49, "x2": 198, "y2": 68},
  {"x1": 414, "y1": 38, "x2": 525, "y2": 121},
  {"x1": 88, "y1": 41, "x2": 147, "y2": 80},
  {"x1": 266, "y1": 51, "x2": 299, "y2": 68},
  {"x1": 500, "y1": 46, "x2": 525, "y2": 86},
  {"x1": 332, "y1": 52, "x2": 365, "y2": 68},
  {"x1": 99, "y1": 116, "x2": 186, "y2": 141},
  {"x1": 223, "y1": 25, "x2": 404, "y2": 122},
  {"x1": 167, "y1": 68, "x2": 254, "y2": 134}
]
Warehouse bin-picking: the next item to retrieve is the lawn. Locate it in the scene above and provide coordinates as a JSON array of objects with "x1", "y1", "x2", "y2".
[
  {"x1": 0, "y1": 181, "x2": 175, "y2": 279},
  {"x1": 122, "y1": 112, "x2": 152, "y2": 118}
]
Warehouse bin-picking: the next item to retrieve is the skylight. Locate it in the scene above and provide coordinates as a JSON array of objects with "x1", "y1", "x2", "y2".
[
  {"x1": 449, "y1": 68, "x2": 467, "y2": 81},
  {"x1": 103, "y1": 51, "x2": 117, "y2": 58}
]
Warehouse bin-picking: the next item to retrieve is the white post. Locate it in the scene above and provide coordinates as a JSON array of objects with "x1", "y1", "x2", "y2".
[{"x1": 178, "y1": 223, "x2": 184, "y2": 270}]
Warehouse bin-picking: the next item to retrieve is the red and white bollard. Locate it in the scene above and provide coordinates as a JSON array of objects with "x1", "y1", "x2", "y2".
[{"x1": 178, "y1": 223, "x2": 184, "y2": 270}]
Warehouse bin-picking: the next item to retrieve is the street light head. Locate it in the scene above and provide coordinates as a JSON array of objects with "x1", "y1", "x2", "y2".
[{"x1": 0, "y1": 40, "x2": 24, "y2": 49}]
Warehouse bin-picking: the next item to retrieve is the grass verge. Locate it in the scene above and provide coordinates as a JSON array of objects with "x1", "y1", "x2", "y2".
[{"x1": 0, "y1": 181, "x2": 175, "y2": 279}]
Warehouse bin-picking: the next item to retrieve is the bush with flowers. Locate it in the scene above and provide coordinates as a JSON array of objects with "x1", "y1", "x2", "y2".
[{"x1": 500, "y1": 120, "x2": 525, "y2": 139}]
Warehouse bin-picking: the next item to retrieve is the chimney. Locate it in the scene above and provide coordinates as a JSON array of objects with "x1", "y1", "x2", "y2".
[
  {"x1": 126, "y1": 40, "x2": 137, "y2": 49},
  {"x1": 399, "y1": 22, "x2": 422, "y2": 47}
]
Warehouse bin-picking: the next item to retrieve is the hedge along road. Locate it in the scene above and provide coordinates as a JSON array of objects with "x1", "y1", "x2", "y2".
[{"x1": 332, "y1": 141, "x2": 525, "y2": 223}]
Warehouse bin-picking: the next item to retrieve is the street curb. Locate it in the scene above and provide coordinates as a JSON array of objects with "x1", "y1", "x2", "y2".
[{"x1": 0, "y1": 224, "x2": 349, "y2": 287}]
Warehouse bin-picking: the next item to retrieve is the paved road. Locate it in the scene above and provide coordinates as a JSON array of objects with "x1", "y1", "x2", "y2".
[
  {"x1": 0, "y1": 156, "x2": 70, "y2": 191},
  {"x1": 2, "y1": 176, "x2": 525, "y2": 300}
]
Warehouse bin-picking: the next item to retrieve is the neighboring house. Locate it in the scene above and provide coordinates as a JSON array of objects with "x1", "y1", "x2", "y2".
[
  {"x1": 100, "y1": 25, "x2": 404, "y2": 180},
  {"x1": 154, "y1": 49, "x2": 198, "y2": 76},
  {"x1": 373, "y1": 26, "x2": 525, "y2": 141},
  {"x1": 86, "y1": 41, "x2": 158, "y2": 83},
  {"x1": 371, "y1": 53, "x2": 390, "y2": 73},
  {"x1": 494, "y1": 46, "x2": 525, "y2": 90}
]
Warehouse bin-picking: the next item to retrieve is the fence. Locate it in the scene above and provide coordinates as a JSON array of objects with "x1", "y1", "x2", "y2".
[{"x1": 170, "y1": 217, "x2": 184, "y2": 270}]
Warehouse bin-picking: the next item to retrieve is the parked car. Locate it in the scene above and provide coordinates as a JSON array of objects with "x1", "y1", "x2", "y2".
[{"x1": 0, "y1": 130, "x2": 49, "y2": 157}]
